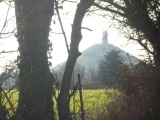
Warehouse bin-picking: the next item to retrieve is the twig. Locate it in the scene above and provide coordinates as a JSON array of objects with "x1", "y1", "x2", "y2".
[
  {"x1": 81, "y1": 27, "x2": 93, "y2": 31},
  {"x1": 78, "y1": 74, "x2": 84, "y2": 120},
  {"x1": 0, "y1": 50, "x2": 18, "y2": 54},
  {"x1": 0, "y1": 85, "x2": 15, "y2": 114},
  {"x1": 55, "y1": 1, "x2": 69, "y2": 54},
  {"x1": 0, "y1": 1, "x2": 11, "y2": 36}
]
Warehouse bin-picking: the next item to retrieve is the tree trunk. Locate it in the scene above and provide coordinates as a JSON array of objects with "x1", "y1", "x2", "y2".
[
  {"x1": 13, "y1": 0, "x2": 55, "y2": 120},
  {"x1": 57, "y1": 0, "x2": 94, "y2": 120}
]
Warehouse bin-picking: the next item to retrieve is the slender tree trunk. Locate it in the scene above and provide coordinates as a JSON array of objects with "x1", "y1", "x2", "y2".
[
  {"x1": 57, "y1": 0, "x2": 94, "y2": 120},
  {"x1": 13, "y1": 0, "x2": 55, "y2": 120}
]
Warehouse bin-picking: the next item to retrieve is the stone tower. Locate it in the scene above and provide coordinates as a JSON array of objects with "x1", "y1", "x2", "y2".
[{"x1": 102, "y1": 31, "x2": 108, "y2": 44}]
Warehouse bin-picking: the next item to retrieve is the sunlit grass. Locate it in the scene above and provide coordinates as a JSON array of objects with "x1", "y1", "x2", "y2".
[
  {"x1": 70, "y1": 90, "x2": 108, "y2": 112},
  {"x1": 2, "y1": 89, "x2": 119, "y2": 118},
  {"x1": 2, "y1": 90, "x2": 19, "y2": 117}
]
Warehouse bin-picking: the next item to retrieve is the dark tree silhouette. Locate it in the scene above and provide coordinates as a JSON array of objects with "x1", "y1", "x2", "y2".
[
  {"x1": 57, "y1": 0, "x2": 95, "y2": 119},
  {"x1": 93, "y1": 1, "x2": 160, "y2": 119},
  {"x1": 13, "y1": 0, "x2": 55, "y2": 120},
  {"x1": 94, "y1": 0, "x2": 160, "y2": 63}
]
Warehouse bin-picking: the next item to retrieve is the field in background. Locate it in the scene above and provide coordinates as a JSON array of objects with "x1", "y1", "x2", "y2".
[{"x1": 3, "y1": 89, "x2": 119, "y2": 119}]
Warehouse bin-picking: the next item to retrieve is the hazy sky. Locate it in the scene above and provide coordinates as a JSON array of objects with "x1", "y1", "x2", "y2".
[{"x1": 0, "y1": 1, "x2": 146, "y2": 70}]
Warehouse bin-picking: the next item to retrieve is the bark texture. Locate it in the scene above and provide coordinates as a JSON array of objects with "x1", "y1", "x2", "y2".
[
  {"x1": 13, "y1": 0, "x2": 55, "y2": 120},
  {"x1": 57, "y1": 0, "x2": 94, "y2": 120}
]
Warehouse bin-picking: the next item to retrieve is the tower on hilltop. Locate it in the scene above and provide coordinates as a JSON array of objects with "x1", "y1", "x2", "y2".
[{"x1": 102, "y1": 31, "x2": 108, "y2": 44}]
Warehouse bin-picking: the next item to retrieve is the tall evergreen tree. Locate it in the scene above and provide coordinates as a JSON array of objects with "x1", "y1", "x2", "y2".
[{"x1": 98, "y1": 50, "x2": 124, "y2": 88}]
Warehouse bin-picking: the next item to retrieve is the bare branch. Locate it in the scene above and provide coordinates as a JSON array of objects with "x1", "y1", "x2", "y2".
[
  {"x1": 55, "y1": 1, "x2": 70, "y2": 54},
  {"x1": 0, "y1": 1, "x2": 12, "y2": 36},
  {"x1": 101, "y1": 0, "x2": 126, "y2": 11},
  {"x1": 0, "y1": 50, "x2": 18, "y2": 54},
  {"x1": 81, "y1": 27, "x2": 93, "y2": 31},
  {"x1": 93, "y1": 2, "x2": 125, "y2": 17}
]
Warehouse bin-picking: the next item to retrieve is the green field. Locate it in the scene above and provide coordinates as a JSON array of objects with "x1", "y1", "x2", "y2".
[
  {"x1": 2, "y1": 89, "x2": 119, "y2": 119},
  {"x1": 69, "y1": 90, "x2": 116, "y2": 112}
]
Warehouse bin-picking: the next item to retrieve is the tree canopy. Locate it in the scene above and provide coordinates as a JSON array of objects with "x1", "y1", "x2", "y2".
[
  {"x1": 98, "y1": 50, "x2": 125, "y2": 88},
  {"x1": 94, "y1": 0, "x2": 160, "y2": 63}
]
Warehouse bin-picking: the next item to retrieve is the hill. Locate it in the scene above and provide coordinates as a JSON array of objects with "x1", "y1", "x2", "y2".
[{"x1": 54, "y1": 43, "x2": 139, "y2": 71}]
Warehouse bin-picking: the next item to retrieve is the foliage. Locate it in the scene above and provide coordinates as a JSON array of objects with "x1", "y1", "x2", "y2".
[
  {"x1": 94, "y1": 0, "x2": 160, "y2": 62},
  {"x1": 97, "y1": 49, "x2": 127, "y2": 88},
  {"x1": 1, "y1": 0, "x2": 160, "y2": 119},
  {"x1": 92, "y1": 2, "x2": 160, "y2": 118},
  {"x1": 126, "y1": 62, "x2": 160, "y2": 119},
  {"x1": 97, "y1": 48, "x2": 160, "y2": 119},
  {"x1": 107, "y1": 60, "x2": 160, "y2": 120}
]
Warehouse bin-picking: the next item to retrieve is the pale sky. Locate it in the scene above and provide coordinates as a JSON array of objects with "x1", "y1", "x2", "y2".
[{"x1": 0, "y1": 1, "x2": 146, "y2": 71}]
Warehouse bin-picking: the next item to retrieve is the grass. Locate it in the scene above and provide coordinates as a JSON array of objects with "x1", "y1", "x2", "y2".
[
  {"x1": 69, "y1": 90, "x2": 113, "y2": 112},
  {"x1": 2, "y1": 90, "x2": 19, "y2": 117},
  {"x1": 2, "y1": 89, "x2": 119, "y2": 119}
]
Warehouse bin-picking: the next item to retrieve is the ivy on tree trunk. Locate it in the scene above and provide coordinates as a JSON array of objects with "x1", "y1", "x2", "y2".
[{"x1": 13, "y1": 0, "x2": 55, "y2": 120}]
